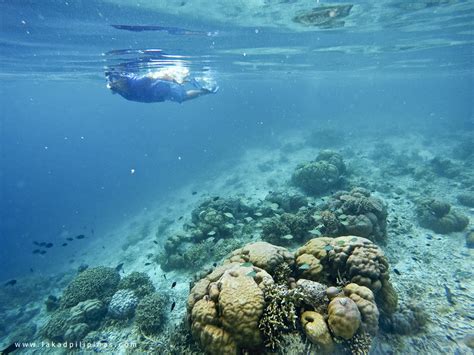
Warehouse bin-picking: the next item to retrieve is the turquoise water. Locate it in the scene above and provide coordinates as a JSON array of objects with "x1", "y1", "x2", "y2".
[{"x1": 0, "y1": 1, "x2": 473, "y2": 354}]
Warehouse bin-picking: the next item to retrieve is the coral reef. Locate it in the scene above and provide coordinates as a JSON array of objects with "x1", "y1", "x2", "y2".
[
  {"x1": 292, "y1": 150, "x2": 346, "y2": 195},
  {"x1": 118, "y1": 271, "x2": 155, "y2": 298},
  {"x1": 416, "y1": 198, "x2": 469, "y2": 234},
  {"x1": 108, "y1": 289, "x2": 138, "y2": 319},
  {"x1": 430, "y1": 156, "x2": 461, "y2": 178},
  {"x1": 60, "y1": 267, "x2": 120, "y2": 308},
  {"x1": 295, "y1": 236, "x2": 397, "y2": 314},
  {"x1": 313, "y1": 188, "x2": 388, "y2": 243},
  {"x1": 135, "y1": 293, "x2": 168, "y2": 335},
  {"x1": 188, "y1": 239, "x2": 392, "y2": 354}
]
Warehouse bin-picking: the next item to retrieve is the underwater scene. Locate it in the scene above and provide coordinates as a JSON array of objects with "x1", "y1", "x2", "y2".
[{"x1": 0, "y1": 0, "x2": 473, "y2": 354}]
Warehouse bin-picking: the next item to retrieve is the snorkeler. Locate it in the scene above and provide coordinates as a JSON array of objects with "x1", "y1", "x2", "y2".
[{"x1": 105, "y1": 66, "x2": 218, "y2": 103}]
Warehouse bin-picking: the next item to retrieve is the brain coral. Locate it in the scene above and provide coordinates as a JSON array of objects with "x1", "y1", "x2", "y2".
[
  {"x1": 188, "y1": 263, "x2": 274, "y2": 354},
  {"x1": 60, "y1": 267, "x2": 120, "y2": 308},
  {"x1": 295, "y1": 236, "x2": 397, "y2": 314}
]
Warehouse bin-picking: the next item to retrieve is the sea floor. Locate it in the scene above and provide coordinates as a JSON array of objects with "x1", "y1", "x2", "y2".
[{"x1": 1, "y1": 127, "x2": 473, "y2": 354}]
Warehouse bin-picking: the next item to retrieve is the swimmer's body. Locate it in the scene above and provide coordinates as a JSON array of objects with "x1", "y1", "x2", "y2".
[{"x1": 106, "y1": 66, "x2": 218, "y2": 103}]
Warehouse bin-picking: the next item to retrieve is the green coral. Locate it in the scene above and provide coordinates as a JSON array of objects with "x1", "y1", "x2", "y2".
[
  {"x1": 135, "y1": 293, "x2": 168, "y2": 335},
  {"x1": 262, "y1": 209, "x2": 317, "y2": 246},
  {"x1": 118, "y1": 272, "x2": 155, "y2": 298},
  {"x1": 60, "y1": 267, "x2": 120, "y2": 308}
]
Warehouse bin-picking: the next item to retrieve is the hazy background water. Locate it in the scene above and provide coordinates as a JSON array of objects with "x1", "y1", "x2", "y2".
[{"x1": 0, "y1": 0, "x2": 472, "y2": 280}]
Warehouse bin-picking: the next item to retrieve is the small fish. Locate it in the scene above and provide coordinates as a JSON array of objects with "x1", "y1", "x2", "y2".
[
  {"x1": 246, "y1": 270, "x2": 257, "y2": 277},
  {"x1": 171, "y1": 281, "x2": 177, "y2": 288},
  {"x1": 40, "y1": 250, "x2": 47, "y2": 255},
  {"x1": 1, "y1": 342, "x2": 19, "y2": 354},
  {"x1": 4, "y1": 279, "x2": 17, "y2": 287},
  {"x1": 324, "y1": 245, "x2": 333, "y2": 251},
  {"x1": 62, "y1": 243, "x2": 68, "y2": 247},
  {"x1": 241, "y1": 262, "x2": 253, "y2": 267},
  {"x1": 30, "y1": 268, "x2": 34, "y2": 273},
  {"x1": 76, "y1": 235, "x2": 85, "y2": 240},
  {"x1": 163, "y1": 274, "x2": 167, "y2": 280},
  {"x1": 66, "y1": 237, "x2": 74, "y2": 241},
  {"x1": 192, "y1": 191, "x2": 197, "y2": 195},
  {"x1": 91, "y1": 228, "x2": 95, "y2": 235},
  {"x1": 299, "y1": 263, "x2": 310, "y2": 270},
  {"x1": 100, "y1": 339, "x2": 108, "y2": 344},
  {"x1": 145, "y1": 262, "x2": 152, "y2": 266},
  {"x1": 393, "y1": 268, "x2": 401, "y2": 276},
  {"x1": 153, "y1": 241, "x2": 158, "y2": 245},
  {"x1": 213, "y1": 196, "x2": 220, "y2": 201},
  {"x1": 178, "y1": 216, "x2": 183, "y2": 221},
  {"x1": 115, "y1": 263, "x2": 124, "y2": 272},
  {"x1": 45, "y1": 243, "x2": 53, "y2": 248},
  {"x1": 444, "y1": 285, "x2": 455, "y2": 305},
  {"x1": 171, "y1": 301, "x2": 176, "y2": 311},
  {"x1": 32, "y1": 249, "x2": 41, "y2": 254},
  {"x1": 213, "y1": 262, "x2": 217, "y2": 267},
  {"x1": 281, "y1": 234, "x2": 293, "y2": 240},
  {"x1": 33, "y1": 241, "x2": 40, "y2": 246}
]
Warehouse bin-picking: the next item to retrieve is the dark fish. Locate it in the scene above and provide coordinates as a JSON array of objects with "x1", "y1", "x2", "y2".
[
  {"x1": 76, "y1": 235, "x2": 85, "y2": 240},
  {"x1": 1, "y1": 342, "x2": 20, "y2": 354},
  {"x1": 115, "y1": 263, "x2": 124, "y2": 272},
  {"x1": 62, "y1": 243, "x2": 68, "y2": 247},
  {"x1": 33, "y1": 241, "x2": 40, "y2": 246},
  {"x1": 40, "y1": 250, "x2": 47, "y2": 255},
  {"x1": 66, "y1": 237, "x2": 73, "y2": 241},
  {"x1": 213, "y1": 263, "x2": 217, "y2": 267},
  {"x1": 145, "y1": 262, "x2": 152, "y2": 266},
  {"x1": 213, "y1": 196, "x2": 220, "y2": 201},
  {"x1": 393, "y1": 268, "x2": 401, "y2": 276},
  {"x1": 4, "y1": 279, "x2": 17, "y2": 287},
  {"x1": 192, "y1": 191, "x2": 197, "y2": 195},
  {"x1": 153, "y1": 241, "x2": 158, "y2": 245},
  {"x1": 45, "y1": 243, "x2": 53, "y2": 248},
  {"x1": 171, "y1": 301, "x2": 176, "y2": 311},
  {"x1": 111, "y1": 24, "x2": 213, "y2": 36},
  {"x1": 32, "y1": 249, "x2": 41, "y2": 254},
  {"x1": 178, "y1": 216, "x2": 183, "y2": 221},
  {"x1": 100, "y1": 339, "x2": 108, "y2": 344},
  {"x1": 30, "y1": 268, "x2": 34, "y2": 273},
  {"x1": 91, "y1": 228, "x2": 94, "y2": 235},
  {"x1": 444, "y1": 285, "x2": 455, "y2": 305},
  {"x1": 171, "y1": 281, "x2": 177, "y2": 288},
  {"x1": 163, "y1": 274, "x2": 167, "y2": 280}
]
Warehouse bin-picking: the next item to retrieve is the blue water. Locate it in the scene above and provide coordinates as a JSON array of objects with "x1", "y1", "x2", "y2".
[{"x1": 0, "y1": 1, "x2": 472, "y2": 280}]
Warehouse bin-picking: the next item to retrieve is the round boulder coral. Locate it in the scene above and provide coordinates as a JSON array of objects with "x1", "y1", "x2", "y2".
[
  {"x1": 135, "y1": 293, "x2": 168, "y2": 335},
  {"x1": 188, "y1": 263, "x2": 273, "y2": 354},
  {"x1": 108, "y1": 290, "x2": 138, "y2": 319},
  {"x1": 226, "y1": 241, "x2": 294, "y2": 274},
  {"x1": 416, "y1": 198, "x2": 469, "y2": 234},
  {"x1": 328, "y1": 297, "x2": 361, "y2": 339},
  {"x1": 60, "y1": 267, "x2": 120, "y2": 308}
]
